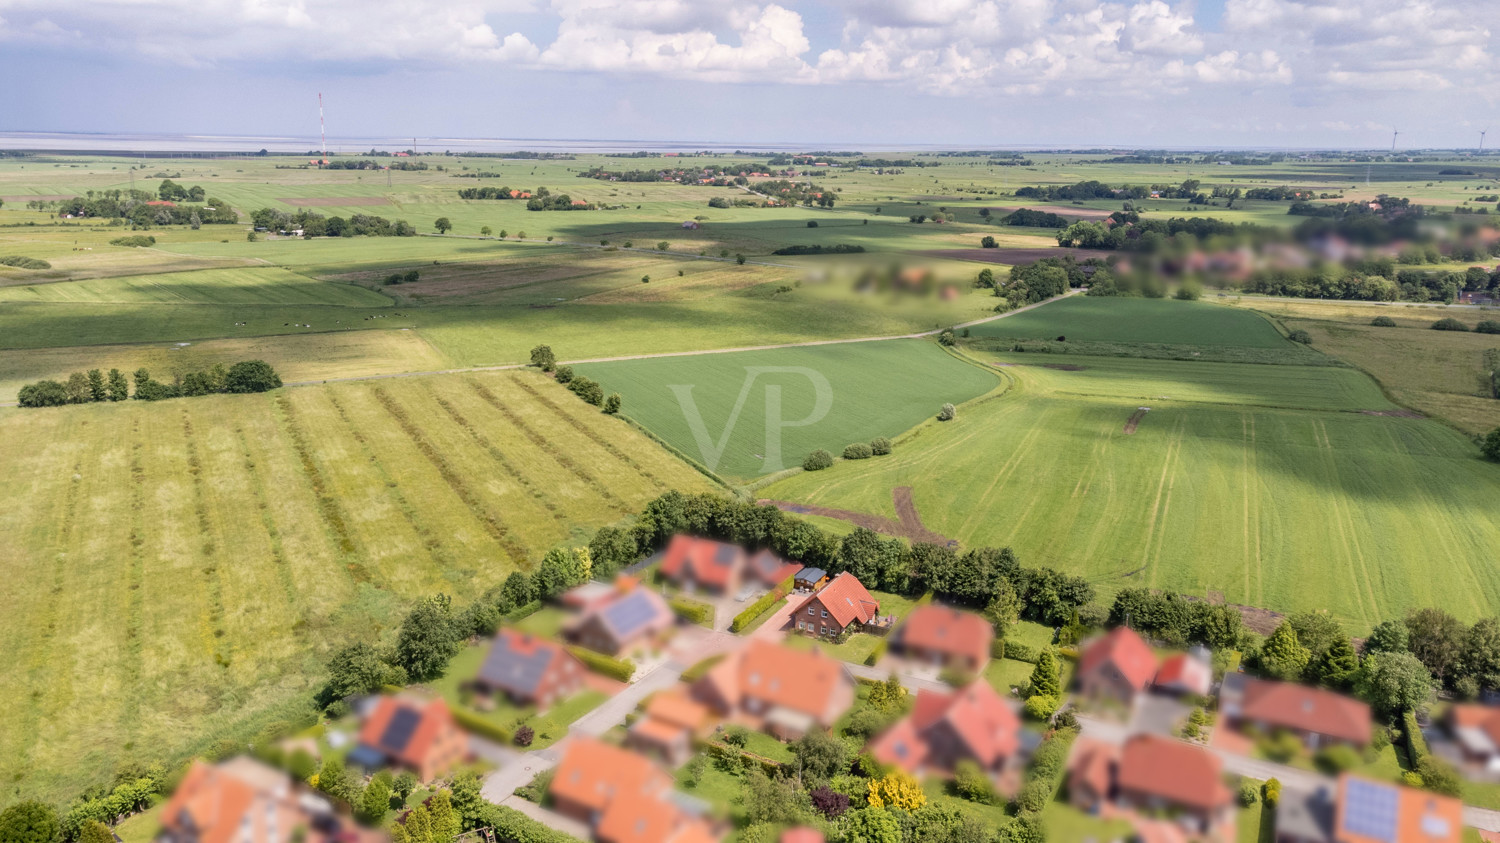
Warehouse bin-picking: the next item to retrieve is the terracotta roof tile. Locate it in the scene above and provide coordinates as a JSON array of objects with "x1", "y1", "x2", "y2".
[
  {"x1": 1078, "y1": 626, "x2": 1157, "y2": 692},
  {"x1": 1239, "y1": 678, "x2": 1372, "y2": 745},
  {"x1": 794, "y1": 572, "x2": 879, "y2": 628},
  {"x1": 898, "y1": 606, "x2": 993, "y2": 665},
  {"x1": 1117, "y1": 734, "x2": 1230, "y2": 812}
]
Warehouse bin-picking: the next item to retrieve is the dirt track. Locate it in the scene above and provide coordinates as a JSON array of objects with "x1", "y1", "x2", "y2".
[
  {"x1": 1123, "y1": 408, "x2": 1148, "y2": 434},
  {"x1": 759, "y1": 487, "x2": 957, "y2": 547}
]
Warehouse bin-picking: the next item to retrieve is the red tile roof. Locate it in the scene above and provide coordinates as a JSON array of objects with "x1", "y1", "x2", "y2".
[
  {"x1": 796, "y1": 572, "x2": 879, "y2": 627},
  {"x1": 1153, "y1": 653, "x2": 1212, "y2": 696},
  {"x1": 1239, "y1": 678, "x2": 1373, "y2": 745},
  {"x1": 550, "y1": 737, "x2": 672, "y2": 815},
  {"x1": 780, "y1": 829, "x2": 825, "y2": 843},
  {"x1": 357, "y1": 695, "x2": 460, "y2": 770},
  {"x1": 869, "y1": 680, "x2": 1019, "y2": 772},
  {"x1": 703, "y1": 639, "x2": 851, "y2": 722},
  {"x1": 659, "y1": 535, "x2": 742, "y2": 589},
  {"x1": 160, "y1": 759, "x2": 342, "y2": 843},
  {"x1": 899, "y1": 605, "x2": 993, "y2": 665},
  {"x1": 1117, "y1": 734, "x2": 1230, "y2": 812},
  {"x1": 1078, "y1": 626, "x2": 1157, "y2": 692}
]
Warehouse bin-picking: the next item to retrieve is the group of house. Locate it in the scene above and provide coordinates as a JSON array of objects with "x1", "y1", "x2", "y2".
[{"x1": 154, "y1": 757, "x2": 385, "y2": 843}]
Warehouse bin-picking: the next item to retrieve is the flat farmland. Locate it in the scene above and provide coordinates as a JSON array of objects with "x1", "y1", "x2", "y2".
[
  {"x1": 0, "y1": 266, "x2": 392, "y2": 306},
  {"x1": 761, "y1": 356, "x2": 1500, "y2": 630},
  {"x1": 968, "y1": 295, "x2": 1291, "y2": 347},
  {"x1": 0, "y1": 370, "x2": 715, "y2": 804},
  {"x1": 575, "y1": 339, "x2": 1000, "y2": 480}
]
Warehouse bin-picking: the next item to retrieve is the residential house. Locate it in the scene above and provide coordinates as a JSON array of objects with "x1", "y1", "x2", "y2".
[
  {"x1": 659, "y1": 535, "x2": 744, "y2": 595},
  {"x1": 1220, "y1": 674, "x2": 1372, "y2": 750},
  {"x1": 475, "y1": 628, "x2": 587, "y2": 709},
  {"x1": 561, "y1": 581, "x2": 619, "y2": 614},
  {"x1": 745, "y1": 548, "x2": 802, "y2": 590},
  {"x1": 157, "y1": 758, "x2": 378, "y2": 843},
  {"x1": 567, "y1": 578, "x2": 675, "y2": 656},
  {"x1": 549, "y1": 737, "x2": 716, "y2": 843},
  {"x1": 1154, "y1": 650, "x2": 1213, "y2": 698},
  {"x1": 790, "y1": 572, "x2": 883, "y2": 638},
  {"x1": 1332, "y1": 774, "x2": 1461, "y2": 843},
  {"x1": 890, "y1": 605, "x2": 993, "y2": 673},
  {"x1": 780, "y1": 830, "x2": 824, "y2": 843},
  {"x1": 691, "y1": 639, "x2": 856, "y2": 740},
  {"x1": 349, "y1": 695, "x2": 467, "y2": 781},
  {"x1": 1068, "y1": 734, "x2": 1233, "y2": 837},
  {"x1": 626, "y1": 688, "x2": 709, "y2": 766},
  {"x1": 1075, "y1": 626, "x2": 1158, "y2": 707},
  {"x1": 868, "y1": 680, "x2": 1020, "y2": 777},
  {"x1": 1275, "y1": 784, "x2": 1337, "y2": 843},
  {"x1": 1443, "y1": 703, "x2": 1500, "y2": 773}
]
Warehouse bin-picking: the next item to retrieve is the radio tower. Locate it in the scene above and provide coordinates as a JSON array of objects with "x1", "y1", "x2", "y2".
[{"x1": 319, "y1": 93, "x2": 328, "y2": 167}]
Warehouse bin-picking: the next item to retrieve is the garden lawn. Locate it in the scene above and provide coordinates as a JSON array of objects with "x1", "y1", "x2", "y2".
[
  {"x1": 921, "y1": 779, "x2": 1013, "y2": 832},
  {"x1": 783, "y1": 631, "x2": 886, "y2": 666},
  {"x1": 1040, "y1": 798, "x2": 1134, "y2": 841},
  {"x1": 431, "y1": 646, "x2": 605, "y2": 750},
  {"x1": 967, "y1": 295, "x2": 1291, "y2": 348},
  {"x1": 674, "y1": 756, "x2": 745, "y2": 822},
  {"x1": 515, "y1": 606, "x2": 572, "y2": 640},
  {"x1": 575, "y1": 339, "x2": 1000, "y2": 480}
]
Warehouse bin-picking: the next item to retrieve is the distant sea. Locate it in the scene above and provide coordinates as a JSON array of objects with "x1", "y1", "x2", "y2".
[{"x1": 0, "y1": 131, "x2": 994, "y2": 155}]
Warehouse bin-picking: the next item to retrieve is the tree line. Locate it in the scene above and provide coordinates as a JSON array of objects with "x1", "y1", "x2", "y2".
[
  {"x1": 456, "y1": 186, "x2": 531, "y2": 200},
  {"x1": 250, "y1": 208, "x2": 417, "y2": 237},
  {"x1": 16, "y1": 361, "x2": 282, "y2": 407},
  {"x1": 45, "y1": 187, "x2": 237, "y2": 227},
  {"x1": 1016, "y1": 178, "x2": 1208, "y2": 203}
]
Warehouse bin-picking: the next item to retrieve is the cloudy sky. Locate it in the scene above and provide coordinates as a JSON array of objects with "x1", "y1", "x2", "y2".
[{"x1": 0, "y1": 0, "x2": 1496, "y2": 148}]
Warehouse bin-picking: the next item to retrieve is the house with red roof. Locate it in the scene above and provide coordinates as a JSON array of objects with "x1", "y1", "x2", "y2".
[
  {"x1": 1075, "y1": 626, "x2": 1158, "y2": 707},
  {"x1": 158, "y1": 757, "x2": 379, "y2": 843},
  {"x1": 1220, "y1": 674, "x2": 1372, "y2": 750},
  {"x1": 868, "y1": 680, "x2": 1021, "y2": 778},
  {"x1": 350, "y1": 695, "x2": 467, "y2": 781},
  {"x1": 475, "y1": 628, "x2": 587, "y2": 709},
  {"x1": 1154, "y1": 651, "x2": 1213, "y2": 698},
  {"x1": 1444, "y1": 703, "x2": 1500, "y2": 773},
  {"x1": 890, "y1": 605, "x2": 993, "y2": 673},
  {"x1": 567, "y1": 577, "x2": 675, "y2": 656},
  {"x1": 659, "y1": 535, "x2": 745, "y2": 595},
  {"x1": 1068, "y1": 734, "x2": 1233, "y2": 837},
  {"x1": 626, "y1": 688, "x2": 709, "y2": 765},
  {"x1": 790, "y1": 572, "x2": 884, "y2": 638},
  {"x1": 549, "y1": 737, "x2": 717, "y2": 843},
  {"x1": 691, "y1": 639, "x2": 855, "y2": 740}
]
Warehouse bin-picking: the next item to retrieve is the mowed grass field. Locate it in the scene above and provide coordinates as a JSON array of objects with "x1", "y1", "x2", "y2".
[
  {"x1": 968, "y1": 295, "x2": 1291, "y2": 347},
  {"x1": 762, "y1": 355, "x2": 1500, "y2": 630},
  {"x1": 0, "y1": 370, "x2": 715, "y2": 804},
  {"x1": 0, "y1": 267, "x2": 392, "y2": 306},
  {"x1": 576, "y1": 340, "x2": 1000, "y2": 480}
]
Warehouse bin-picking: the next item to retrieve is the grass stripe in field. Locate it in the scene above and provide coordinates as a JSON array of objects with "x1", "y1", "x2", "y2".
[
  {"x1": 967, "y1": 296, "x2": 1291, "y2": 348},
  {"x1": 0, "y1": 267, "x2": 393, "y2": 307}
]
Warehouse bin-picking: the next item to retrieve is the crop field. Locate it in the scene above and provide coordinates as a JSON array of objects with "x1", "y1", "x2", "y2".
[
  {"x1": 762, "y1": 354, "x2": 1500, "y2": 630},
  {"x1": 575, "y1": 339, "x2": 1000, "y2": 480},
  {"x1": 0, "y1": 369, "x2": 715, "y2": 804},
  {"x1": 967, "y1": 295, "x2": 1291, "y2": 347},
  {"x1": 0, "y1": 266, "x2": 392, "y2": 306}
]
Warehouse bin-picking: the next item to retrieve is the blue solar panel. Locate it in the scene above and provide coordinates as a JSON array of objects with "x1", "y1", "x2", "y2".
[
  {"x1": 603, "y1": 590, "x2": 661, "y2": 638},
  {"x1": 379, "y1": 706, "x2": 421, "y2": 754},
  {"x1": 478, "y1": 635, "x2": 553, "y2": 695},
  {"x1": 1342, "y1": 778, "x2": 1398, "y2": 843}
]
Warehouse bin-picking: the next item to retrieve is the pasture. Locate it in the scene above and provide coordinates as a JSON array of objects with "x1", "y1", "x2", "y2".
[
  {"x1": 0, "y1": 369, "x2": 715, "y2": 804},
  {"x1": 0, "y1": 266, "x2": 391, "y2": 306},
  {"x1": 966, "y1": 295, "x2": 1292, "y2": 347},
  {"x1": 575, "y1": 339, "x2": 1000, "y2": 480},
  {"x1": 761, "y1": 355, "x2": 1500, "y2": 630}
]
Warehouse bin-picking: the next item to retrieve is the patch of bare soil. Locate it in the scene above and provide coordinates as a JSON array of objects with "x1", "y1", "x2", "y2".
[
  {"x1": 1359, "y1": 408, "x2": 1425, "y2": 418},
  {"x1": 760, "y1": 487, "x2": 957, "y2": 547},
  {"x1": 985, "y1": 204, "x2": 1115, "y2": 220},
  {"x1": 278, "y1": 196, "x2": 391, "y2": 207},
  {"x1": 1124, "y1": 408, "x2": 1149, "y2": 434}
]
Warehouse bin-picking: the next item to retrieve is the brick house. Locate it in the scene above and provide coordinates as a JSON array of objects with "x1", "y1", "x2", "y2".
[
  {"x1": 350, "y1": 695, "x2": 467, "y2": 782},
  {"x1": 790, "y1": 572, "x2": 880, "y2": 638},
  {"x1": 1075, "y1": 626, "x2": 1158, "y2": 707},
  {"x1": 1069, "y1": 734, "x2": 1233, "y2": 837},
  {"x1": 868, "y1": 680, "x2": 1020, "y2": 776},
  {"x1": 475, "y1": 628, "x2": 587, "y2": 709},
  {"x1": 567, "y1": 578, "x2": 675, "y2": 656},
  {"x1": 1220, "y1": 674, "x2": 1372, "y2": 750},
  {"x1": 890, "y1": 605, "x2": 993, "y2": 673}
]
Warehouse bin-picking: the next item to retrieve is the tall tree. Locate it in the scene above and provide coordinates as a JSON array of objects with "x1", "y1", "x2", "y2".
[
  {"x1": 1313, "y1": 635, "x2": 1360, "y2": 690},
  {"x1": 1259, "y1": 621, "x2": 1311, "y2": 681},
  {"x1": 1364, "y1": 619, "x2": 1409, "y2": 655},
  {"x1": 86, "y1": 369, "x2": 106, "y2": 401},
  {"x1": 1028, "y1": 649, "x2": 1061, "y2": 699},
  {"x1": 393, "y1": 594, "x2": 461, "y2": 681},
  {"x1": 1407, "y1": 608, "x2": 1466, "y2": 683},
  {"x1": 0, "y1": 801, "x2": 61, "y2": 843},
  {"x1": 1355, "y1": 651, "x2": 1433, "y2": 715},
  {"x1": 106, "y1": 368, "x2": 129, "y2": 401},
  {"x1": 1462, "y1": 617, "x2": 1500, "y2": 691}
]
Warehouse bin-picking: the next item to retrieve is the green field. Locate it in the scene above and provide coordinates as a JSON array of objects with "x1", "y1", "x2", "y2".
[
  {"x1": 761, "y1": 349, "x2": 1500, "y2": 630},
  {"x1": 0, "y1": 369, "x2": 715, "y2": 805},
  {"x1": 968, "y1": 295, "x2": 1292, "y2": 347},
  {"x1": 0, "y1": 267, "x2": 392, "y2": 306},
  {"x1": 576, "y1": 339, "x2": 1000, "y2": 480}
]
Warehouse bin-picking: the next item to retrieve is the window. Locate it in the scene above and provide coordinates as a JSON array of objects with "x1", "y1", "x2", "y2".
[
  {"x1": 821, "y1": 609, "x2": 828, "y2": 618},
  {"x1": 807, "y1": 607, "x2": 815, "y2": 615}
]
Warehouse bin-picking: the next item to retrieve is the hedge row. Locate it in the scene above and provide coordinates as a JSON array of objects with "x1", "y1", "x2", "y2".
[
  {"x1": 1005, "y1": 642, "x2": 1040, "y2": 664},
  {"x1": 1404, "y1": 710, "x2": 1429, "y2": 769},
  {"x1": 700, "y1": 739, "x2": 783, "y2": 777},
  {"x1": 480, "y1": 803, "x2": 587, "y2": 843},
  {"x1": 507, "y1": 600, "x2": 542, "y2": 621},
  {"x1": 730, "y1": 575, "x2": 795, "y2": 632},
  {"x1": 864, "y1": 638, "x2": 890, "y2": 666},
  {"x1": 450, "y1": 707, "x2": 514, "y2": 745},
  {"x1": 669, "y1": 595, "x2": 714, "y2": 626},
  {"x1": 991, "y1": 638, "x2": 1007, "y2": 660},
  {"x1": 568, "y1": 646, "x2": 636, "y2": 682}
]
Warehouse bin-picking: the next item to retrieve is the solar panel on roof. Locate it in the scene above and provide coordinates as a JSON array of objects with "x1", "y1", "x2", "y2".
[
  {"x1": 1342, "y1": 779, "x2": 1398, "y2": 843},
  {"x1": 604, "y1": 590, "x2": 660, "y2": 637},
  {"x1": 478, "y1": 636, "x2": 553, "y2": 694},
  {"x1": 379, "y1": 706, "x2": 421, "y2": 754}
]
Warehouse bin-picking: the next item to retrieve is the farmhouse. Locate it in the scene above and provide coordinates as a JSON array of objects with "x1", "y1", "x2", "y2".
[
  {"x1": 1068, "y1": 734, "x2": 1233, "y2": 837},
  {"x1": 1219, "y1": 674, "x2": 1372, "y2": 750},
  {"x1": 1075, "y1": 626, "x2": 1157, "y2": 706},
  {"x1": 567, "y1": 577, "x2": 675, "y2": 655},
  {"x1": 889, "y1": 605, "x2": 993, "y2": 672},
  {"x1": 475, "y1": 628, "x2": 587, "y2": 709},
  {"x1": 549, "y1": 737, "x2": 717, "y2": 843},
  {"x1": 350, "y1": 695, "x2": 467, "y2": 781},
  {"x1": 158, "y1": 757, "x2": 377, "y2": 843},
  {"x1": 867, "y1": 680, "x2": 1020, "y2": 778},
  {"x1": 691, "y1": 639, "x2": 855, "y2": 740},
  {"x1": 790, "y1": 571, "x2": 884, "y2": 637}
]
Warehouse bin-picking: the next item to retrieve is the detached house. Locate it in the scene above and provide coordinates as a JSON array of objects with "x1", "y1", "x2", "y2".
[
  {"x1": 891, "y1": 605, "x2": 994, "y2": 673},
  {"x1": 692, "y1": 639, "x2": 855, "y2": 740},
  {"x1": 549, "y1": 737, "x2": 717, "y2": 843},
  {"x1": 476, "y1": 628, "x2": 587, "y2": 709},
  {"x1": 868, "y1": 680, "x2": 1021, "y2": 777},
  {"x1": 626, "y1": 688, "x2": 709, "y2": 765},
  {"x1": 567, "y1": 578, "x2": 675, "y2": 656},
  {"x1": 158, "y1": 758, "x2": 378, "y2": 843},
  {"x1": 350, "y1": 695, "x2": 467, "y2": 782},
  {"x1": 658, "y1": 535, "x2": 801, "y2": 596},
  {"x1": 1443, "y1": 703, "x2": 1500, "y2": 773},
  {"x1": 1069, "y1": 734, "x2": 1234, "y2": 837},
  {"x1": 1075, "y1": 626, "x2": 1158, "y2": 706},
  {"x1": 1220, "y1": 674, "x2": 1372, "y2": 750},
  {"x1": 791, "y1": 572, "x2": 883, "y2": 638}
]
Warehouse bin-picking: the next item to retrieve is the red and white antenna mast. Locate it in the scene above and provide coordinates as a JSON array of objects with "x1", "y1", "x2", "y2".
[{"x1": 318, "y1": 93, "x2": 327, "y2": 166}]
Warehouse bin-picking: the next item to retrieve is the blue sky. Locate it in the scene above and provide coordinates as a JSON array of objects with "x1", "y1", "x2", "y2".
[{"x1": 0, "y1": 0, "x2": 1495, "y2": 148}]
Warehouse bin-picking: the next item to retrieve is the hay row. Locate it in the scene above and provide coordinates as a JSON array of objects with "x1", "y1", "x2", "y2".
[
  {"x1": 430, "y1": 393, "x2": 567, "y2": 523},
  {"x1": 274, "y1": 395, "x2": 371, "y2": 582},
  {"x1": 510, "y1": 377, "x2": 670, "y2": 493}
]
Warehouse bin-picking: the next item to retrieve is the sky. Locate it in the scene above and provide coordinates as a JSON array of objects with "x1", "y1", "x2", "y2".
[{"x1": 0, "y1": 0, "x2": 1496, "y2": 149}]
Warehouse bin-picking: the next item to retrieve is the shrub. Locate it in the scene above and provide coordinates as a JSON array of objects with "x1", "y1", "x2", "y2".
[
  {"x1": 450, "y1": 706, "x2": 513, "y2": 745},
  {"x1": 864, "y1": 638, "x2": 889, "y2": 667},
  {"x1": 1288, "y1": 329, "x2": 1313, "y2": 343},
  {"x1": 731, "y1": 576, "x2": 794, "y2": 632},
  {"x1": 938, "y1": 329, "x2": 956, "y2": 346},
  {"x1": 553, "y1": 365, "x2": 574, "y2": 384},
  {"x1": 513, "y1": 725, "x2": 535, "y2": 747},
  {"x1": 1005, "y1": 642, "x2": 1037, "y2": 663},
  {"x1": 1417, "y1": 756, "x2": 1462, "y2": 797},
  {"x1": 1371, "y1": 315, "x2": 1397, "y2": 327},
  {"x1": 843, "y1": 442, "x2": 874, "y2": 460},
  {"x1": 1022, "y1": 695, "x2": 1058, "y2": 721},
  {"x1": 937, "y1": 403, "x2": 956, "y2": 421},
  {"x1": 953, "y1": 760, "x2": 993, "y2": 803},
  {"x1": 807, "y1": 220, "x2": 819, "y2": 228},
  {"x1": 722, "y1": 725, "x2": 749, "y2": 747},
  {"x1": 803, "y1": 449, "x2": 834, "y2": 471},
  {"x1": 1314, "y1": 744, "x2": 1361, "y2": 774},
  {"x1": 109, "y1": 235, "x2": 156, "y2": 247},
  {"x1": 1483, "y1": 428, "x2": 1500, "y2": 461},
  {"x1": 1403, "y1": 771, "x2": 1425, "y2": 788},
  {"x1": 603, "y1": 393, "x2": 622, "y2": 414},
  {"x1": 223, "y1": 360, "x2": 283, "y2": 393},
  {"x1": 1476, "y1": 320, "x2": 1500, "y2": 334},
  {"x1": 567, "y1": 646, "x2": 636, "y2": 681},
  {"x1": 0, "y1": 256, "x2": 52, "y2": 269},
  {"x1": 991, "y1": 638, "x2": 1007, "y2": 660},
  {"x1": 1404, "y1": 710, "x2": 1430, "y2": 768},
  {"x1": 1262, "y1": 778, "x2": 1281, "y2": 808},
  {"x1": 1238, "y1": 781, "x2": 1260, "y2": 807},
  {"x1": 641, "y1": 275, "x2": 650, "y2": 284},
  {"x1": 529, "y1": 344, "x2": 556, "y2": 371},
  {"x1": 1432, "y1": 317, "x2": 1470, "y2": 332},
  {"x1": 669, "y1": 595, "x2": 714, "y2": 626},
  {"x1": 567, "y1": 376, "x2": 604, "y2": 406},
  {"x1": 870, "y1": 437, "x2": 892, "y2": 456},
  {"x1": 657, "y1": 241, "x2": 669, "y2": 250},
  {"x1": 981, "y1": 236, "x2": 997, "y2": 248}
]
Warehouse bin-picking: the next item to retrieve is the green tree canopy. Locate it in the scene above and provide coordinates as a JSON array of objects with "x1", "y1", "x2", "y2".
[
  {"x1": 0, "y1": 801, "x2": 61, "y2": 843},
  {"x1": 1355, "y1": 651, "x2": 1433, "y2": 715},
  {"x1": 393, "y1": 594, "x2": 461, "y2": 681},
  {"x1": 1259, "y1": 621, "x2": 1311, "y2": 681}
]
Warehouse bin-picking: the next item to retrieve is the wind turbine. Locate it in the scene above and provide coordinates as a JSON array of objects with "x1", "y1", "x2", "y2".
[
  {"x1": 1482, "y1": 129, "x2": 1489, "y2": 153},
  {"x1": 1391, "y1": 129, "x2": 1399, "y2": 153}
]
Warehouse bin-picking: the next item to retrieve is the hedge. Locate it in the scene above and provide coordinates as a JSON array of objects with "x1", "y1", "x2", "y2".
[
  {"x1": 507, "y1": 600, "x2": 542, "y2": 622},
  {"x1": 479, "y1": 803, "x2": 587, "y2": 843},
  {"x1": 731, "y1": 574, "x2": 795, "y2": 633},
  {"x1": 669, "y1": 596, "x2": 714, "y2": 626},
  {"x1": 865, "y1": 638, "x2": 890, "y2": 666},
  {"x1": 1005, "y1": 642, "x2": 1039, "y2": 664},
  {"x1": 991, "y1": 638, "x2": 1007, "y2": 660},
  {"x1": 1404, "y1": 710, "x2": 1429, "y2": 769},
  {"x1": 567, "y1": 646, "x2": 636, "y2": 682},
  {"x1": 681, "y1": 654, "x2": 725, "y2": 682},
  {"x1": 700, "y1": 739, "x2": 783, "y2": 776},
  {"x1": 450, "y1": 707, "x2": 514, "y2": 745}
]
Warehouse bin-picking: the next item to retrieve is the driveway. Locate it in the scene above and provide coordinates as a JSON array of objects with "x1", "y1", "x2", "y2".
[
  {"x1": 751, "y1": 594, "x2": 800, "y2": 640},
  {"x1": 845, "y1": 663, "x2": 950, "y2": 695}
]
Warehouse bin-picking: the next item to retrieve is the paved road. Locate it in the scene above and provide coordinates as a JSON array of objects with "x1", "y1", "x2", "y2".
[
  {"x1": 570, "y1": 663, "x2": 683, "y2": 737},
  {"x1": 845, "y1": 662, "x2": 950, "y2": 695}
]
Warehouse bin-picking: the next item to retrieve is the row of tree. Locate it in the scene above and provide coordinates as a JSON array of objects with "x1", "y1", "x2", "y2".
[
  {"x1": 249, "y1": 208, "x2": 417, "y2": 237},
  {"x1": 16, "y1": 362, "x2": 282, "y2": 407}
]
